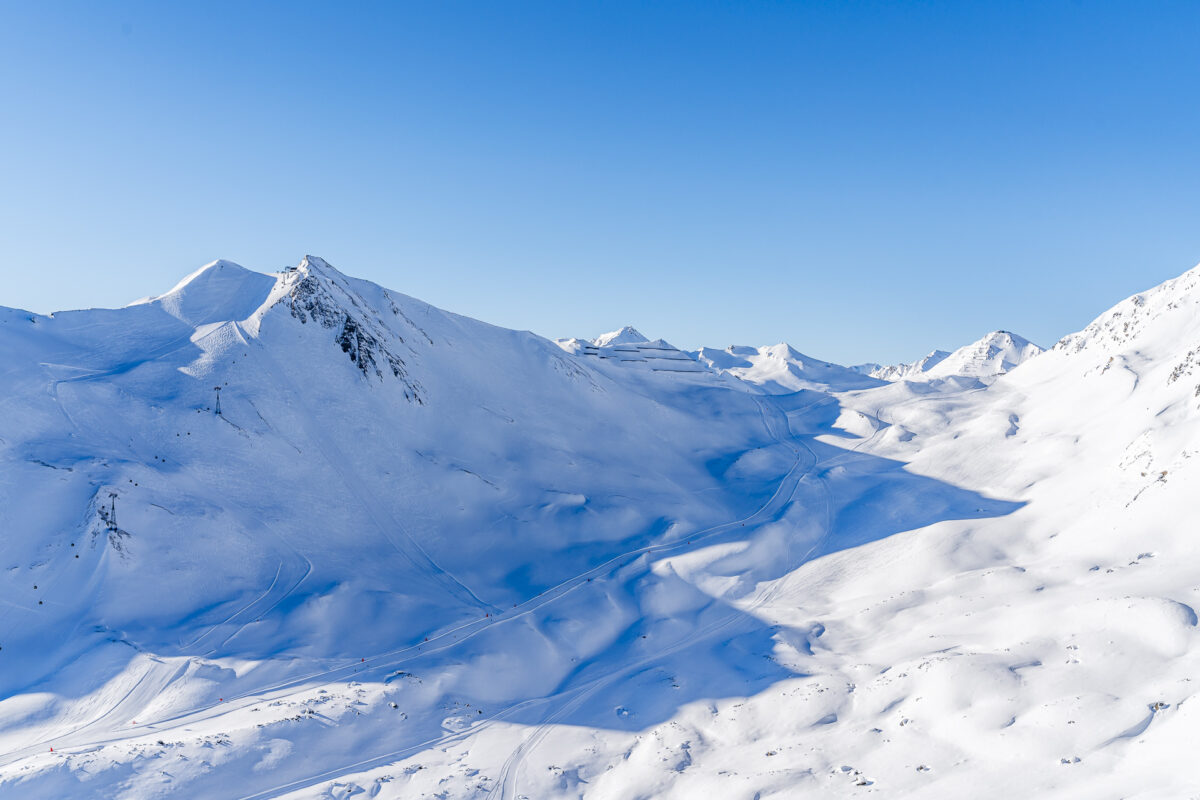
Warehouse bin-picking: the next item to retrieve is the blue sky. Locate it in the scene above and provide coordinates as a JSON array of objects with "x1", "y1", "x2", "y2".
[{"x1": 2, "y1": 1, "x2": 1199, "y2": 364}]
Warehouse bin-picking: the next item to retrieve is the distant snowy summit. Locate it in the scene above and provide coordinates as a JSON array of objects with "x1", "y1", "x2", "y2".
[
  {"x1": 592, "y1": 325, "x2": 649, "y2": 347},
  {"x1": 555, "y1": 326, "x2": 709, "y2": 374},
  {"x1": 554, "y1": 325, "x2": 649, "y2": 353},
  {"x1": 694, "y1": 343, "x2": 884, "y2": 393},
  {"x1": 858, "y1": 330, "x2": 1044, "y2": 384}
]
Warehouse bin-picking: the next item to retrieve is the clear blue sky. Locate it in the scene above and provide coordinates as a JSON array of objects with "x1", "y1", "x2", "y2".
[{"x1": 3, "y1": 1, "x2": 1199, "y2": 364}]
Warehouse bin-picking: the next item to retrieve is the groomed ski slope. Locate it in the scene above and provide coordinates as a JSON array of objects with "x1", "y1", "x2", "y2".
[{"x1": 2, "y1": 256, "x2": 1200, "y2": 798}]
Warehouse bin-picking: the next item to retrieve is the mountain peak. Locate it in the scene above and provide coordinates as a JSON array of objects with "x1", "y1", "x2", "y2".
[
  {"x1": 927, "y1": 330, "x2": 1043, "y2": 379},
  {"x1": 150, "y1": 259, "x2": 277, "y2": 327},
  {"x1": 298, "y1": 254, "x2": 338, "y2": 274},
  {"x1": 980, "y1": 330, "x2": 1031, "y2": 347},
  {"x1": 164, "y1": 258, "x2": 252, "y2": 292},
  {"x1": 593, "y1": 325, "x2": 649, "y2": 347}
]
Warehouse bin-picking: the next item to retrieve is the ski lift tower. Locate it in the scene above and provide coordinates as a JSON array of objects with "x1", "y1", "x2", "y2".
[
  {"x1": 107, "y1": 492, "x2": 118, "y2": 531},
  {"x1": 213, "y1": 386, "x2": 222, "y2": 415}
]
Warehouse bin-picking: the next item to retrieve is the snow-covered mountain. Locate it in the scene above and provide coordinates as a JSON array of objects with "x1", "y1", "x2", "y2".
[
  {"x1": 3, "y1": 256, "x2": 1200, "y2": 799},
  {"x1": 592, "y1": 325, "x2": 650, "y2": 347},
  {"x1": 863, "y1": 330, "x2": 1043, "y2": 384}
]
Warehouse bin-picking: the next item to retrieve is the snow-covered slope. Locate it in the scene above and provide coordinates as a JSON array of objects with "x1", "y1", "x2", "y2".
[
  {"x1": 866, "y1": 331, "x2": 1044, "y2": 384},
  {"x1": 2, "y1": 257, "x2": 1200, "y2": 799}
]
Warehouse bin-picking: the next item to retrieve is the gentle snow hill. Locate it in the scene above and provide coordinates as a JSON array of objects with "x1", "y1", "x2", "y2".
[{"x1": 866, "y1": 330, "x2": 1043, "y2": 384}]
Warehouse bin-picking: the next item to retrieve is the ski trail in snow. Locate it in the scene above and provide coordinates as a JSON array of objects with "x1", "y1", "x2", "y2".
[
  {"x1": 207, "y1": 520, "x2": 315, "y2": 653},
  {"x1": 232, "y1": 695, "x2": 553, "y2": 800},
  {"x1": 180, "y1": 518, "x2": 313, "y2": 656},
  {"x1": 10, "y1": 657, "x2": 191, "y2": 760},
  {"x1": 180, "y1": 561, "x2": 284, "y2": 651}
]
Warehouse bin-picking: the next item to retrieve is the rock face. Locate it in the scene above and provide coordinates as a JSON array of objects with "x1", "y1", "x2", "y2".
[{"x1": 283, "y1": 257, "x2": 423, "y2": 401}]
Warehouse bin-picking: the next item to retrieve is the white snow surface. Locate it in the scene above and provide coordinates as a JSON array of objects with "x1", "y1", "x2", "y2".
[{"x1": 3, "y1": 256, "x2": 1200, "y2": 799}]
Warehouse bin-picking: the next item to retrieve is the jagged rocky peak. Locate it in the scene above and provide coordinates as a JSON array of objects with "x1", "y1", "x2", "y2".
[{"x1": 279, "y1": 256, "x2": 425, "y2": 402}]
